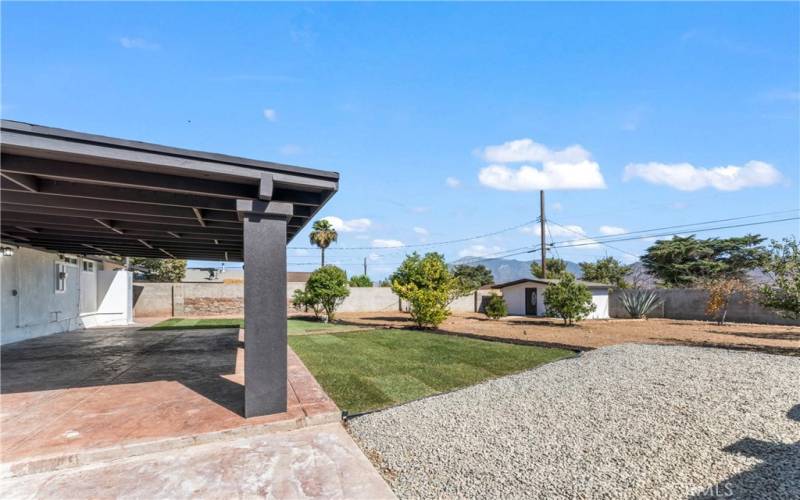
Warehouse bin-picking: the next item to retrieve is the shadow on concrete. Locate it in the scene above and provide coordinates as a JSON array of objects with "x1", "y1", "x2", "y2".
[
  {"x1": 0, "y1": 326, "x2": 246, "y2": 415},
  {"x1": 690, "y1": 404, "x2": 800, "y2": 499}
]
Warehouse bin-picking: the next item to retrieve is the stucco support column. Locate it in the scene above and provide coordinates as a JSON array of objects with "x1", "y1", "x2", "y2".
[{"x1": 238, "y1": 200, "x2": 293, "y2": 417}]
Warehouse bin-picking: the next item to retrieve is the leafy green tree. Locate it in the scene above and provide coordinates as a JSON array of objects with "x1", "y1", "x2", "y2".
[
  {"x1": 484, "y1": 293, "x2": 508, "y2": 320},
  {"x1": 579, "y1": 256, "x2": 632, "y2": 289},
  {"x1": 641, "y1": 234, "x2": 767, "y2": 287},
  {"x1": 543, "y1": 274, "x2": 596, "y2": 325},
  {"x1": 391, "y1": 252, "x2": 457, "y2": 328},
  {"x1": 349, "y1": 275, "x2": 373, "y2": 287},
  {"x1": 309, "y1": 219, "x2": 338, "y2": 267},
  {"x1": 305, "y1": 265, "x2": 350, "y2": 322},
  {"x1": 291, "y1": 288, "x2": 323, "y2": 320},
  {"x1": 758, "y1": 237, "x2": 800, "y2": 319},
  {"x1": 130, "y1": 258, "x2": 187, "y2": 282},
  {"x1": 452, "y1": 264, "x2": 494, "y2": 290},
  {"x1": 531, "y1": 258, "x2": 571, "y2": 279}
]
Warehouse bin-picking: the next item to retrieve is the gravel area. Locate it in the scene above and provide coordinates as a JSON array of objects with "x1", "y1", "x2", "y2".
[{"x1": 348, "y1": 344, "x2": 800, "y2": 499}]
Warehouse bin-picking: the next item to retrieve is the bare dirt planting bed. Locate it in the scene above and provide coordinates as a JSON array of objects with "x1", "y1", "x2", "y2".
[{"x1": 334, "y1": 312, "x2": 800, "y2": 356}]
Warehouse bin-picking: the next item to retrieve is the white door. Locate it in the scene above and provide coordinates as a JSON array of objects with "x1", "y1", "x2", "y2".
[{"x1": 80, "y1": 260, "x2": 97, "y2": 313}]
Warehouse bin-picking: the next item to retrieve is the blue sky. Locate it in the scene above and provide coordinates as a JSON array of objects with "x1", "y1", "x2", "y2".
[{"x1": 3, "y1": 2, "x2": 798, "y2": 279}]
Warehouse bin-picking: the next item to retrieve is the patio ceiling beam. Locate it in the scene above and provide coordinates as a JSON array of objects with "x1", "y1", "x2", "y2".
[
  {"x1": 0, "y1": 224, "x2": 245, "y2": 241},
  {"x1": 0, "y1": 190, "x2": 240, "y2": 222},
  {"x1": 1, "y1": 178, "x2": 238, "y2": 211},
  {"x1": 0, "y1": 206, "x2": 244, "y2": 229},
  {"x1": 192, "y1": 207, "x2": 207, "y2": 227},
  {"x1": 0, "y1": 171, "x2": 38, "y2": 192},
  {"x1": 94, "y1": 219, "x2": 125, "y2": 235},
  {"x1": 1, "y1": 154, "x2": 260, "y2": 199},
  {"x1": 15, "y1": 236, "x2": 244, "y2": 251}
]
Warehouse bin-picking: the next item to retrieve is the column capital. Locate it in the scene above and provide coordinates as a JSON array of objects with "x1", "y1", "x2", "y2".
[{"x1": 236, "y1": 199, "x2": 293, "y2": 221}]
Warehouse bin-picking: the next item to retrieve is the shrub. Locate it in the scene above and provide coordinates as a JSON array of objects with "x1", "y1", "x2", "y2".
[
  {"x1": 543, "y1": 274, "x2": 596, "y2": 326},
  {"x1": 619, "y1": 289, "x2": 662, "y2": 319},
  {"x1": 291, "y1": 288, "x2": 323, "y2": 320},
  {"x1": 704, "y1": 277, "x2": 752, "y2": 325},
  {"x1": 391, "y1": 252, "x2": 456, "y2": 328},
  {"x1": 484, "y1": 293, "x2": 508, "y2": 320},
  {"x1": 305, "y1": 265, "x2": 350, "y2": 322},
  {"x1": 348, "y1": 274, "x2": 373, "y2": 287},
  {"x1": 758, "y1": 237, "x2": 800, "y2": 320}
]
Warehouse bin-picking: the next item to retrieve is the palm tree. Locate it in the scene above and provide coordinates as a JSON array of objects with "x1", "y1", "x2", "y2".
[{"x1": 309, "y1": 219, "x2": 338, "y2": 267}]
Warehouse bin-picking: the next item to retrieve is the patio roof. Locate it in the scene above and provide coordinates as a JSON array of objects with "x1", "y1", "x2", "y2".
[{"x1": 0, "y1": 120, "x2": 339, "y2": 261}]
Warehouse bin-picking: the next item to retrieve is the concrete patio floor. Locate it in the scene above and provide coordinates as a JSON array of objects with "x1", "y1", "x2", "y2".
[
  {"x1": 0, "y1": 325, "x2": 340, "y2": 477},
  {"x1": 2, "y1": 423, "x2": 395, "y2": 499}
]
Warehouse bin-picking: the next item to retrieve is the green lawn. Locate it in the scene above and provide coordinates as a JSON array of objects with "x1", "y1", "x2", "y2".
[
  {"x1": 288, "y1": 329, "x2": 574, "y2": 414},
  {"x1": 143, "y1": 317, "x2": 351, "y2": 334}
]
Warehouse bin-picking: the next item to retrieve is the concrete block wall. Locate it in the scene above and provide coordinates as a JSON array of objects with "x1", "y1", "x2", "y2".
[
  {"x1": 609, "y1": 288, "x2": 800, "y2": 326},
  {"x1": 133, "y1": 282, "x2": 493, "y2": 317}
]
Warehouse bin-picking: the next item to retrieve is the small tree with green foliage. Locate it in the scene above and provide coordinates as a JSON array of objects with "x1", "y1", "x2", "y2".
[
  {"x1": 484, "y1": 293, "x2": 508, "y2": 320},
  {"x1": 305, "y1": 265, "x2": 349, "y2": 322},
  {"x1": 391, "y1": 252, "x2": 457, "y2": 328},
  {"x1": 291, "y1": 289, "x2": 323, "y2": 320},
  {"x1": 531, "y1": 258, "x2": 571, "y2": 279},
  {"x1": 544, "y1": 274, "x2": 596, "y2": 326},
  {"x1": 348, "y1": 275, "x2": 373, "y2": 287},
  {"x1": 579, "y1": 256, "x2": 632, "y2": 289},
  {"x1": 758, "y1": 237, "x2": 800, "y2": 320},
  {"x1": 130, "y1": 258, "x2": 187, "y2": 282},
  {"x1": 452, "y1": 264, "x2": 494, "y2": 290}
]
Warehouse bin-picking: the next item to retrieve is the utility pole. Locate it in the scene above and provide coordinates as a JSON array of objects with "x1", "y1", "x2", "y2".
[
  {"x1": 540, "y1": 190, "x2": 546, "y2": 279},
  {"x1": 363, "y1": 256, "x2": 367, "y2": 277}
]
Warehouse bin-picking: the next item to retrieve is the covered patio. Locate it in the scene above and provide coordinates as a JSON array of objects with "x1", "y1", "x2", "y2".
[{"x1": 1, "y1": 119, "x2": 339, "y2": 419}]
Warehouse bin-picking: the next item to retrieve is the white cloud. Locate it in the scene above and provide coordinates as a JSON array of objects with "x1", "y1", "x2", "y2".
[
  {"x1": 623, "y1": 160, "x2": 783, "y2": 191},
  {"x1": 292, "y1": 248, "x2": 310, "y2": 256},
  {"x1": 445, "y1": 176, "x2": 462, "y2": 188},
  {"x1": 481, "y1": 139, "x2": 591, "y2": 164},
  {"x1": 551, "y1": 202, "x2": 563, "y2": 212},
  {"x1": 372, "y1": 239, "x2": 404, "y2": 248},
  {"x1": 479, "y1": 161, "x2": 606, "y2": 191},
  {"x1": 119, "y1": 37, "x2": 160, "y2": 50},
  {"x1": 413, "y1": 227, "x2": 429, "y2": 236},
  {"x1": 368, "y1": 252, "x2": 381, "y2": 261},
  {"x1": 458, "y1": 244, "x2": 504, "y2": 258},
  {"x1": 411, "y1": 206, "x2": 430, "y2": 214},
  {"x1": 279, "y1": 144, "x2": 302, "y2": 156},
  {"x1": 477, "y1": 138, "x2": 606, "y2": 191},
  {"x1": 322, "y1": 216, "x2": 372, "y2": 233},
  {"x1": 599, "y1": 225, "x2": 627, "y2": 236},
  {"x1": 263, "y1": 108, "x2": 278, "y2": 122}
]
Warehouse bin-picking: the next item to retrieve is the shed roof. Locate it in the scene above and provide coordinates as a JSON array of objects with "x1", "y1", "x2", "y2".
[
  {"x1": 0, "y1": 120, "x2": 339, "y2": 261},
  {"x1": 491, "y1": 277, "x2": 610, "y2": 289}
]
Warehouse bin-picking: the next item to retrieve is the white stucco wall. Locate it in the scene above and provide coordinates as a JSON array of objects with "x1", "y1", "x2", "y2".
[
  {"x1": 1, "y1": 247, "x2": 133, "y2": 345},
  {"x1": 500, "y1": 282, "x2": 548, "y2": 316},
  {"x1": 498, "y1": 282, "x2": 609, "y2": 319}
]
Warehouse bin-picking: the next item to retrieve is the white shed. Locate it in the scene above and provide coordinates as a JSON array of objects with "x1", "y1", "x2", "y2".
[{"x1": 491, "y1": 278, "x2": 610, "y2": 319}]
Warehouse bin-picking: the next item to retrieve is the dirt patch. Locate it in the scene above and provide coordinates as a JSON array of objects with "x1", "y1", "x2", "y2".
[{"x1": 335, "y1": 312, "x2": 800, "y2": 356}]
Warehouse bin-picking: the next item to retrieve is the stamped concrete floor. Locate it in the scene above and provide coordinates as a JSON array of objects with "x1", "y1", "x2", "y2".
[
  {"x1": 3, "y1": 422, "x2": 395, "y2": 499},
  {"x1": 0, "y1": 325, "x2": 341, "y2": 478}
]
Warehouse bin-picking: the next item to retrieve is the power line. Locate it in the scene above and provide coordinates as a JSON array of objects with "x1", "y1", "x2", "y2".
[
  {"x1": 288, "y1": 218, "x2": 538, "y2": 251},
  {"x1": 541, "y1": 216, "x2": 799, "y2": 252},
  {"x1": 547, "y1": 218, "x2": 640, "y2": 258}
]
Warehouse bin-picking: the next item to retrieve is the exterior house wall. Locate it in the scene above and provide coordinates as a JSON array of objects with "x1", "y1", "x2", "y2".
[{"x1": 1, "y1": 247, "x2": 133, "y2": 345}]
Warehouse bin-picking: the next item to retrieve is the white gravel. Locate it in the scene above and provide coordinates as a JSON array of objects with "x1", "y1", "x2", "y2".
[{"x1": 348, "y1": 344, "x2": 800, "y2": 499}]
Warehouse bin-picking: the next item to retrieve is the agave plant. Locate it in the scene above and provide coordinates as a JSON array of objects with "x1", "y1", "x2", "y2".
[{"x1": 620, "y1": 289, "x2": 663, "y2": 319}]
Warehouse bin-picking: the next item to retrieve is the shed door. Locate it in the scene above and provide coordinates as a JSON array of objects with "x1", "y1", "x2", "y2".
[
  {"x1": 80, "y1": 260, "x2": 97, "y2": 313},
  {"x1": 524, "y1": 288, "x2": 538, "y2": 316}
]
